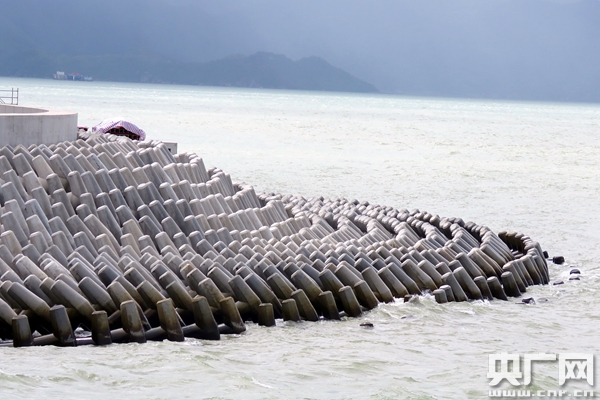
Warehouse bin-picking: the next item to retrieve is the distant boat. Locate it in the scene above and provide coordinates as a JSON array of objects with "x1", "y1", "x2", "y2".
[
  {"x1": 92, "y1": 119, "x2": 146, "y2": 141},
  {"x1": 53, "y1": 71, "x2": 93, "y2": 81}
]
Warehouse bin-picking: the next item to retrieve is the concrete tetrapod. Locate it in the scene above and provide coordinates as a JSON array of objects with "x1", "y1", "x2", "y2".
[
  {"x1": 280, "y1": 298, "x2": 300, "y2": 322},
  {"x1": 91, "y1": 311, "x2": 112, "y2": 345},
  {"x1": 12, "y1": 315, "x2": 34, "y2": 347},
  {"x1": 291, "y1": 289, "x2": 319, "y2": 321},
  {"x1": 258, "y1": 303, "x2": 276, "y2": 327},
  {"x1": 433, "y1": 289, "x2": 448, "y2": 304},
  {"x1": 152, "y1": 299, "x2": 184, "y2": 342},
  {"x1": 352, "y1": 281, "x2": 380, "y2": 310},
  {"x1": 318, "y1": 291, "x2": 341, "y2": 320},
  {"x1": 338, "y1": 286, "x2": 362, "y2": 318},
  {"x1": 49, "y1": 305, "x2": 76, "y2": 346},
  {"x1": 487, "y1": 277, "x2": 508, "y2": 301},
  {"x1": 189, "y1": 296, "x2": 220, "y2": 340}
]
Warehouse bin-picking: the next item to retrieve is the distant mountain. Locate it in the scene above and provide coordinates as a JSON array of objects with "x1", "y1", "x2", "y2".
[
  {"x1": 179, "y1": 53, "x2": 378, "y2": 92},
  {"x1": 0, "y1": 42, "x2": 378, "y2": 93}
]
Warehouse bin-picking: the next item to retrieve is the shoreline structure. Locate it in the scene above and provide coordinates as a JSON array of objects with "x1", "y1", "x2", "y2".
[
  {"x1": 0, "y1": 129, "x2": 549, "y2": 347},
  {"x1": 0, "y1": 104, "x2": 77, "y2": 147}
]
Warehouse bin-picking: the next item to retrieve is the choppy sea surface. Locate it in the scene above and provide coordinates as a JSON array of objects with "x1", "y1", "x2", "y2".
[{"x1": 0, "y1": 77, "x2": 599, "y2": 400}]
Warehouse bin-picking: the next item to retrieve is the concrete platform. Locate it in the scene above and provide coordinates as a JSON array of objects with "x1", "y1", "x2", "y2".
[{"x1": 0, "y1": 104, "x2": 77, "y2": 147}]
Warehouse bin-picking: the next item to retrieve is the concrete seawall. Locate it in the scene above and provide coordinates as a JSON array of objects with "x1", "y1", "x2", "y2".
[{"x1": 0, "y1": 105, "x2": 77, "y2": 147}]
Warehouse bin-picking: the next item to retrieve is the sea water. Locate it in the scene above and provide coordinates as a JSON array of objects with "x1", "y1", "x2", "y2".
[{"x1": 0, "y1": 77, "x2": 599, "y2": 400}]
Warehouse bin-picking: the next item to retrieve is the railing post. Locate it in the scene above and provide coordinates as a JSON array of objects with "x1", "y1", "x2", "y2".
[{"x1": 0, "y1": 88, "x2": 18, "y2": 105}]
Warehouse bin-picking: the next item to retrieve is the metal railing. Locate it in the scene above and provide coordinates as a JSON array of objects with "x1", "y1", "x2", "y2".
[{"x1": 0, "y1": 88, "x2": 19, "y2": 105}]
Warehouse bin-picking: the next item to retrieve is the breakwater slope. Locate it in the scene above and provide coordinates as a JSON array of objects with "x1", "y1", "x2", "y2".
[{"x1": 0, "y1": 133, "x2": 549, "y2": 347}]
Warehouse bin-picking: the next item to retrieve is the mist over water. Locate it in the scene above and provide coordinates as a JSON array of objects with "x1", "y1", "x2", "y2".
[{"x1": 1, "y1": 77, "x2": 599, "y2": 399}]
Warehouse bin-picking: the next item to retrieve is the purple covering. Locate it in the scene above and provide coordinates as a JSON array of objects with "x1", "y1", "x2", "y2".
[{"x1": 92, "y1": 119, "x2": 146, "y2": 141}]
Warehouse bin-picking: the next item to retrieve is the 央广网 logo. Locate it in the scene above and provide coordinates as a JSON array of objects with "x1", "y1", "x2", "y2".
[
  {"x1": 487, "y1": 353, "x2": 595, "y2": 398},
  {"x1": 488, "y1": 353, "x2": 594, "y2": 386}
]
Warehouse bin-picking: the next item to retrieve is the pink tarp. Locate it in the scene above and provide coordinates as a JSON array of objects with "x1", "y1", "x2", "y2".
[{"x1": 92, "y1": 119, "x2": 146, "y2": 141}]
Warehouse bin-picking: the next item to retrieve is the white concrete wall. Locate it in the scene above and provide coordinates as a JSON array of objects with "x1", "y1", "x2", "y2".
[
  {"x1": 163, "y1": 142, "x2": 178, "y2": 155},
  {"x1": 0, "y1": 104, "x2": 77, "y2": 147}
]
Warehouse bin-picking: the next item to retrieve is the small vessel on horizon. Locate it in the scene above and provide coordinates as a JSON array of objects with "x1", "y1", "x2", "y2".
[{"x1": 53, "y1": 71, "x2": 93, "y2": 81}]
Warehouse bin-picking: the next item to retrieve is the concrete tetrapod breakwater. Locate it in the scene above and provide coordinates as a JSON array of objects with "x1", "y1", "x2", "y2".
[{"x1": 0, "y1": 133, "x2": 550, "y2": 347}]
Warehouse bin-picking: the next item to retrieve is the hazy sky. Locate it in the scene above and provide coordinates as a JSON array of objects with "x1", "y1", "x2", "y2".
[{"x1": 2, "y1": 0, "x2": 598, "y2": 101}]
